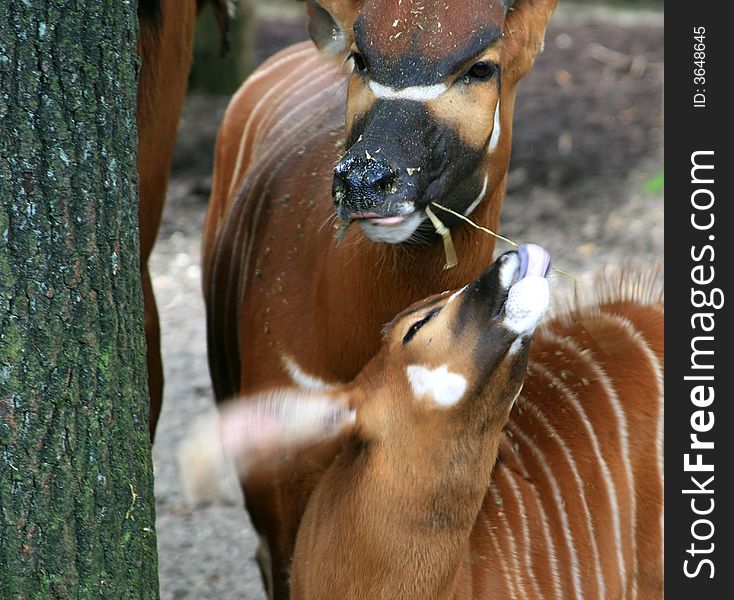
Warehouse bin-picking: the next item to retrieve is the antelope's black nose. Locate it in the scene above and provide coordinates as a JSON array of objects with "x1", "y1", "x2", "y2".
[{"x1": 332, "y1": 155, "x2": 401, "y2": 216}]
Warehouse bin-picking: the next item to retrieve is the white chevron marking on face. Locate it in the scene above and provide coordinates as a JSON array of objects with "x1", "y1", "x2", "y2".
[
  {"x1": 465, "y1": 174, "x2": 489, "y2": 216},
  {"x1": 369, "y1": 80, "x2": 448, "y2": 102},
  {"x1": 406, "y1": 364, "x2": 468, "y2": 407},
  {"x1": 488, "y1": 99, "x2": 501, "y2": 152},
  {"x1": 446, "y1": 285, "x2": 469, "y2": 305}
]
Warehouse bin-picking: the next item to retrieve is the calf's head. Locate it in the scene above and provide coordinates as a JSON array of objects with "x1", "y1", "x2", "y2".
[
  {"x1": 181, "y1": 244, "x2": 551, "y2": 501},
  {"x1": 307, "y1": 0, "x2": 557, "y2": 242}
]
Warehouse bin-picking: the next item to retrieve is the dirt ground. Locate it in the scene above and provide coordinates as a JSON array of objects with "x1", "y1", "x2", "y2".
[{"x1": 150, "y1": 6, "x2": 663, "y2": 599}]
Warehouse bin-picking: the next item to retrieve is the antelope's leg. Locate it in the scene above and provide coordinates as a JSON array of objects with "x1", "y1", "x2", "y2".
[{"x1": 137, "y1": 0, "x2": 199, "y2": 440}]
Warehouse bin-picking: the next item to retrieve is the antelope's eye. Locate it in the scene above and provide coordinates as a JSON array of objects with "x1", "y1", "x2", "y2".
[
  {"x1": 403, "y1": 308, "x2": 440, "y2": 345},
  {"x1": 350, "y1": 52, "x2": 367, "y2": 74},
  {"x1": 464, "y1": 61, "x2": 497, "y2": 82}
]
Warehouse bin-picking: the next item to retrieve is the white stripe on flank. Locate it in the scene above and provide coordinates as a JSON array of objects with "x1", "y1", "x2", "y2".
[
  {"x1": 229, "y1": 51, "x2": 328, "y2": 197},
  {"x1": 528, "y1": 358, "x2": 614, "y2": 599},
  {"x1": 594, "y1": 312, "x2": 664, "y2": 600},
  {"x1": 507, "y1": 443, "x2": 564, "y2": 600},
  {"x1": 242, "y1": 45, "x2": 315, "y2": 87},
  {"x1": 369, "y1": 80, "x2": 448, "y2": 102},
  {"x1": 478, "y1": 505, "x2": 515, "y2": 596},
  {"x1": 489, "y1": 484, "x2": 526, "y2": 599},
  {"x1": 539, "y1": 330, "x2": 635, "y2": 587},
  {"x1": 507, "y1": 421, "x2": 584, "y2": 600},
  {"x1": 238, "y1": 77, "x2": 347, "y2": 312},
  {"x1": 464, "y1": 174, "x2": 489, "y2": 216},
  {"x1": 521, "y1": 393, "x2": 605, "y2": 599},
  {"x1": 544, "y1": 328, "x2": 638, "y2": 599},
  {"x1": 600, "y1": 313, "x2": 664, "y2": 408},
  {"x1": 497, "y1": 467, "x2": 545, "y2": 599},
  {"x1": 488, "y1": 100, "x2": 501, "y2": 152},
  {"x1": 253, "y1": 65, "x2": 338, "y2": 150}
]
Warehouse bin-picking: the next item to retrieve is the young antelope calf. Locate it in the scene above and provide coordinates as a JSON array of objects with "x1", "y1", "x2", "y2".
[{"x1": 184, "y1": 244, "x2": 664, "y2": 600}]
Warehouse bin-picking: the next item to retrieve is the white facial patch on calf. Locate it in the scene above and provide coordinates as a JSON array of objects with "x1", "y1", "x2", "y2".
[{"x1": 406, "y1": 364, "x2": 468, "y2": 407}]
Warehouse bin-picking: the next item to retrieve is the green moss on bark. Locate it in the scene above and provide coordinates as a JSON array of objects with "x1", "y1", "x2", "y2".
[{"x1": 0, "y1": 2, "x2": 159, "y2": 597}]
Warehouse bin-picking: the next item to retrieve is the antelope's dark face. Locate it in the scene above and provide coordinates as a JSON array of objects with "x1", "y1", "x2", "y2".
[{"x1": 307, "y1": 0, "x2": 557, "y2": 243}]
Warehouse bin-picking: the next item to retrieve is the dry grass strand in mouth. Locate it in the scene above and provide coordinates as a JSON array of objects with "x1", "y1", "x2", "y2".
[
  {"x1": 331, "y1": 203, "x2": 575, "y2": 282},
  {"x1": 424, "y1": 205, "x2": 458, "y2": 270},
  {"x1": 431, "y1": 202, "x2": 518, "y2": 249},
  {"x1": 430, "y1": 201, "x2": 577, "y2": 282}
]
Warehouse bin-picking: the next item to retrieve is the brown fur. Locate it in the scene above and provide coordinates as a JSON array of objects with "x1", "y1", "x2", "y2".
[
  {"x1": 354, "y1": 0, "x2": 506, "y2": 64},
  {"x1": 186, "y1": 272, "x2": 663, "y2": 598},
  {"x1": 137, "y1": 0, "x2": 230, "y2": 439},
  {"x1": 286, "y1": 282, "x2": 663, "y2": 599},
  {"x1": 203, "y1": 0, "x2": 558, "y2": 594}
]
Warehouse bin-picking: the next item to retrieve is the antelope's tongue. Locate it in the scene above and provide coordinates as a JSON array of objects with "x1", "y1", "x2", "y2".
[{"x1": 518, "y1": 243, "x2": 552, "y2": 280}]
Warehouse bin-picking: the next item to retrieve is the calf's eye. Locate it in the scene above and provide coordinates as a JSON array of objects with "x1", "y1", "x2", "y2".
[{"x1": 403, "y1": 308, "x2": 440, "y2": 344}]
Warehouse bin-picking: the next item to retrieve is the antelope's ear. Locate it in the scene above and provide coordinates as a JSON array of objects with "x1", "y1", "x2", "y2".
[
  {"x1": 199, "y1": 0, "x2": 236, "y2": 57},
  {"x1": 306, "y1": 0, "x2": 363, "y2": 57},
  {"x1": 179, "y1": 388, "x2": 355, "y2": 506},
  {"x1": 501, "y1": 0, "x2": 558, "y2": 81}
]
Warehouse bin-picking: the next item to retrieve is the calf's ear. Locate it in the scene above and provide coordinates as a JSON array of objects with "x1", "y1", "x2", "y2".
[{"x1": 179, "y1": 388, "x2": 355, "y2": 506}]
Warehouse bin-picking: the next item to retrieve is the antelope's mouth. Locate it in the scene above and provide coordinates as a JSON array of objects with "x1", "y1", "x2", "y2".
[
  {"x1": 349, "y1": 212, "x2": 413, "y2": 225},
  {"x1": 496, "y1": 244, "x2": 551, "y2": 334},
  {"x1": 347, "y1": 197, "x2": 418, "y2": 221},
  {"x1": 349, "y1": 206, "x2": 426, "y2": 244},
  {"x1": 512, "y1": 244, "x2": 552, "y2": 284}
]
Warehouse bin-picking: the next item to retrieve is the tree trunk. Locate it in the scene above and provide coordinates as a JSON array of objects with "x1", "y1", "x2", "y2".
[{"x1": 0, "y1": 2, "x2": 159, "y2": 597}]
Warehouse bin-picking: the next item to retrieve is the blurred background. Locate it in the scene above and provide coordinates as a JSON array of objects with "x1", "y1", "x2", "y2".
[{"x1": 151, "y1": 1, "x2": 663, "y2": 598}]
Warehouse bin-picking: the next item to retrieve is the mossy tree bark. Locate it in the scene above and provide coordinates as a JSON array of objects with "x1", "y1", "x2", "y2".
[{"x1": 0, "y1": 2, "x2": 159, "y2": 597}]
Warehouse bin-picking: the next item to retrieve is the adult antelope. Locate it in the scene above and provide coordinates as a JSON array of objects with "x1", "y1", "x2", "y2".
[
  {"x1": 188, "y1": 245, "x2": 664, "y2": 599},
  {"x1": 137, "y1": 0, "x2": 230, "y2": 439},
  {"x1": 203, "y1": 0, "x2": 557, "y2": 594}
]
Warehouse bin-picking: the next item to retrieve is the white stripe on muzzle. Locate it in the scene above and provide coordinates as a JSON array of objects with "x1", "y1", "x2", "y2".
[{"x1": 369, "y1": 80, "x2": 448, "y2": 102}]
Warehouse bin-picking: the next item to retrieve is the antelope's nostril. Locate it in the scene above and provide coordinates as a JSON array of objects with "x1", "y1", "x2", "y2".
[
  {"x1": 369, "y1": 167, "x2": 398, "y2": 195},
  {"x1": 347, "y1": 158, "x2": 396, "y2": 191},
  {"x1": 332, "y1": 171, "x2": 348, "y2": 202}
]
